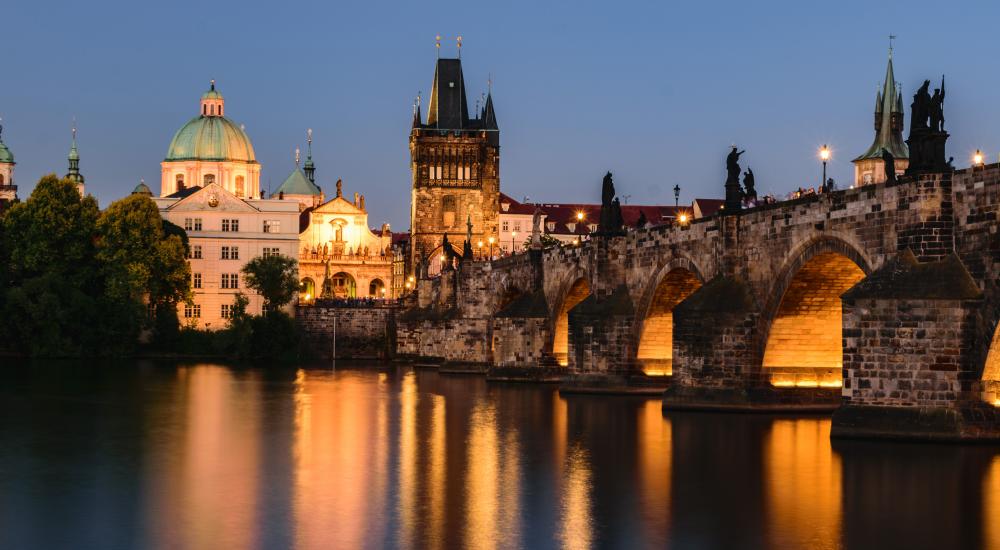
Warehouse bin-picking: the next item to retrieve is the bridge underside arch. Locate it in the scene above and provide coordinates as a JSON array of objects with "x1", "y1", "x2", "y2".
[
  {"x1": 981, "y1": 325, "x2": 1000, "y2": 406},
  {"x1": 763, "y1": 251, "x2": 865, "y2": 387},
  {"x1": 553, "y1": 278, "x2": 591, "y2": 366},
  {"x1": 636, "y1": 268, "x2": 702, "y2": 376}
]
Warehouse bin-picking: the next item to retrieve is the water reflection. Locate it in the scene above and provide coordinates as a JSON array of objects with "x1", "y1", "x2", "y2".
[{"x1": 0, "y1": 362, "x2": 998, "y2": 549}]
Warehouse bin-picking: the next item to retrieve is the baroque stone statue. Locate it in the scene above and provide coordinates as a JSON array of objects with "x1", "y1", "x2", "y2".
[
  {"x1": 882, "y1": 149, "x2": 896, "y2": 184},
  {"x1": 724, "y1": 146, "x2": 746, "y2": 212},
  {"x1": 598, "y1": 171, "x2": 625, "y2": 235},
  {"x1": 742, "y1": 168, "x2": 757, "y2": 203}
]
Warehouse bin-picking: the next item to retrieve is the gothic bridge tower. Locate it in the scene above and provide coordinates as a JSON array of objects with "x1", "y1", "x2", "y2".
[
  {"x1": 409, "y1": 49, "x2": 499, "y2": 274},
  {"x1": 852, "y1": 45, "x2": 909, "y2": 185}
]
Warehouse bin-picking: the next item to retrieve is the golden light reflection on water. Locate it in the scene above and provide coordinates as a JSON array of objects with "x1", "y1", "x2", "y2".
[
  {"x1": 428, "y1": 394, "x2": 447, "y2": 549},
  {"x1": 559, "y1": 444, "x2": 594, "y2": 550},
  {"x1": 293, "y1": 370, "x2": 384, "y2": 549},
  {"x1": 464, "y1": 402, "x2": 522, "y2": 549},
  {"x1": 397, "y1": 371, "x2": 418, "y2": 547},
  {"x1": 764, "y1": 419, "x2": 842, "y2": 550},
  {"x1": 637, "y1": 400, "x2": 671, "y2": 544},
  {"x1": 986, "y1": 455, "x2": 1000, "y2": 548},
  {"x1": 149, "y1": 366, "x2": 261, "y2": 549}
]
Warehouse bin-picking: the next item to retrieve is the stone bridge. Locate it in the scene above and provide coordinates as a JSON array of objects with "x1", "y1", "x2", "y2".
[{"x1": 397, "y1": 166, "x2": 1000, "y2": 440}]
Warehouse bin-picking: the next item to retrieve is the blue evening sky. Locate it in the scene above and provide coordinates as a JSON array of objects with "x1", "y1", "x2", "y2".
[{"x1": 2, "y1": 0, "x2": 998, "y2": 228}]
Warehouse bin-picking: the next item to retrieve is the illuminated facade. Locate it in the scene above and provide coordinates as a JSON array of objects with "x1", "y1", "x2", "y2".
[
  {"x1": 297, "y1": 181, "x2": 393, "y2": 300},
  {"x1": 153, "y1": 183, "x2": 300, "y2": 329},
  {"x1": 0, "y1": 122, "x2": 16, "y2": 209}
]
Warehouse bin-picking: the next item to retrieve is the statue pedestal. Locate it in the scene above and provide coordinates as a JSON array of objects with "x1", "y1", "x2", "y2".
[{"x1": 906, "y1": 128, "x2": 950, "y2": 175}]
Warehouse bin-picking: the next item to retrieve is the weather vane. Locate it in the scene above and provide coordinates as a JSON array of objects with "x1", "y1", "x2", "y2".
[
  {"x1": 457, "y1": 35, "x2": 462, "y2": 58},
  {"x1": 889, "y1": 34, "x2": 896, "y2": 57},
  {"x1": 295, "y1": 147, "x2": 301, "y2": 167}
]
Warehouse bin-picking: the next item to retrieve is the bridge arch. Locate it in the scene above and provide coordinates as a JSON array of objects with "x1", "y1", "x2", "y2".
[
  {"x1": 979, "y1": 311, "x2": 1000, "y2": 406},
  {"x1": 633, "y1": 257, "x2": 707, "y2": 376},
  {"x1": 760, "y1": 236, "x2": 872, "y2": 388},
  {"x1": 549, "y1": 270, "x2": 594, "y2": 366}
]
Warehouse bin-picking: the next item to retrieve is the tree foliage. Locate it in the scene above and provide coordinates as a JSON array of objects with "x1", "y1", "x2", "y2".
[
  {"x1": 241, "y1": 254, "x2": 299, "y2": 309},
  {"x1": 0, "y1": 176, "x2": 190, "y2": 356}
]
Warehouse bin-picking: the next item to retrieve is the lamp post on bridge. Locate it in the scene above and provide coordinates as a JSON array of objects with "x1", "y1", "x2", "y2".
[
  {"x1": 673, "y1": 184, "x2": 680, "y2": 208},
  {"x1": 819, "y1": 145, "x2": 831, "y2": 191}
]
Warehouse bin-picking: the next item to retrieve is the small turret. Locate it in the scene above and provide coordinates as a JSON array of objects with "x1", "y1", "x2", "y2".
[
  {"x1": 303, "y1": 128, "x2": 316, "y2": 183},
  {"x1": 65, "y1": 124, "x2": 85, "y2": 196}
]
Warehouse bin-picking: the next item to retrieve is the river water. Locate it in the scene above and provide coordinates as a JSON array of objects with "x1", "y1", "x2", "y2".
[{"x1": 0, "y1": 361, "x2": 998, "y2": 549}]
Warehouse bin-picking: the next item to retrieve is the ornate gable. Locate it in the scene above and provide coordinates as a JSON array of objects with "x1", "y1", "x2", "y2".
[
  {"x1": 313, "y1": 195, "x2": 364, "y2": 216},
  {"x1": 167, "y1": 183, "x2": 259, "y2": 213}
]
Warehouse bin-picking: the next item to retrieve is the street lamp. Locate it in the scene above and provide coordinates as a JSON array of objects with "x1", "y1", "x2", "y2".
[
  {"x1": 477, "y1": 240, "x2": 483, "y2": 259},
  {"x1": 576, "y1": 211, "x2": 585, "y2": 222},
  {"x1": 488, "y1": 236, "x2": 495, "y2": 259},
  {"x1": 673, "y1": 184, "x2": 680, "y2": 208},
  {"x1": 974, "y1": 149, "x2": 984, "y2": 167},
  {"x1": 511, "y1": 231, "x2": 517, "y2": 254},
  {"x1": 819, "y1": 145, "x2": 830, "y2": 190},
  {"x1": 678, "y1": 213, "x2": 689, "y2": 225}
]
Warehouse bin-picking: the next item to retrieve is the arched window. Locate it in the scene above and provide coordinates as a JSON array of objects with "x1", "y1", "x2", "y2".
[
  {"x1": 210, "y1": 105, "x2": 215, "y2": 116},
  {"x1": 235, "y1": 176, "x2": 245, "y2": 197},
  {"x1": 0, "y1": 174, "x2": 5, "y2": 185},
  {"x1": 202, "y1": 105, "x2": 207, "y2": 115},
  {"x1": 369, "y1": 279, "x2": 385, "y2": 297},
  {"x1": 203, "y1": 174, "x2": 216, "y2": 185},
  {"x1": 176, "y1": 174, "x2": 185, "y2": 190}
]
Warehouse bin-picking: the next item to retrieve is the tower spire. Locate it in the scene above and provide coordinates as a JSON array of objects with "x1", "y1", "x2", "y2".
[
  {"x1": 303, "y1": 128, "x2": 316, "y2": 183},
  {"x1": 65, "y1": 120, "x2": 85, "y2": 195}
]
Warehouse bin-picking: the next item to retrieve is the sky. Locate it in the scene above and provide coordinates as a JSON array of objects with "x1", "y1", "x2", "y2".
[{"x1": 3, "y1": 0, "x2": 999, "y2": 229}]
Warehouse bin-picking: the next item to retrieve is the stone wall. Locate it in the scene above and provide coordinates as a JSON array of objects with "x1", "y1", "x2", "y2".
[{"x1": 297, "y1": 305, "x2": 396, "y2": 359}]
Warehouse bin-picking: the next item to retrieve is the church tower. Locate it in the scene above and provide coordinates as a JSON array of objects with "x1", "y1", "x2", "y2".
[
  {"x1": 408, "y1": 47, "x2": 499, "y2": 274},
  {"x1": 65, "y1": 124, "x2": 85, "y2": 196},
  {"x1": 0, "y1": 120, "x2": 16, "y2": 208},
  {"x1": 852, "y1": 45, "x2": 909, "y2": 185}
]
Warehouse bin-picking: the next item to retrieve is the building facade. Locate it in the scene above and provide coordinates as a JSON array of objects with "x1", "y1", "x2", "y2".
[
  {"x1": 153, "y1": 183, "x2": 300, "y2": 328},
  {"x1": 160, "y1": 82, "x2": 261, "y2": 199},
  {"x1": 297, "y1": 180, "x2": 393, "y2": 301},
  {"x1": 409, "y1": 54, "x2": 499, "y2": 275},
  {"x1": 852, "y1": 48, "x2": 909, "y2": 185}
]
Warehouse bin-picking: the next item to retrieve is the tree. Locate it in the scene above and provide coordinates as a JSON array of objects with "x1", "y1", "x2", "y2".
[
  {"x1": 1, "y1": 175, "x2": 103, "y2": 355},
  {"x1": 521, "y1": 233, "x2": 562, "y2": 250},
  {"x1": 241, "y1": 254, "x2": 299, "y2": 310}
]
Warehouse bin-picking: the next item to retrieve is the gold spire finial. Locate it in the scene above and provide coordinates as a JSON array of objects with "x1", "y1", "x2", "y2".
[
  {"x1": 435, "y1": 34, "x2": 441, "y2": 58},
  {"x1": 295, "y1": 147, "x2": 301, "y2": 167},
  {"x1": 457, "y1": 35, "x2": 462, "y2": 58},
  {"x1": 210, "y1": 78, "x2": 216, "y2": 90}
]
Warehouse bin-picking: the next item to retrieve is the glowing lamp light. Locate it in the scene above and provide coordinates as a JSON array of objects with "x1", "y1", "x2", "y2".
[
  {"x1": 576, "y1": 211, "x2": 585, "y2": 221},
  {"x1": 678, "y1": 213, "x2": 689, "y2": 224},
  {"x1": 477, "y1": 241, "x2": 483, "y2": 248},
  {"x1": 405, "y1": 282, "x2": 411, "y2": 289},
  {"x1": 974, "y1": 149, "x2": 985, "y2": 166},
  {"x1": 819, "y1": 144, "x2": 831, "y2": 162},
  {"x1": 488, "y1": 237, "x2": 495, "y2": 245},
  {"x1": 408, "y1": 276, "x2": 415, "y2": 282}
]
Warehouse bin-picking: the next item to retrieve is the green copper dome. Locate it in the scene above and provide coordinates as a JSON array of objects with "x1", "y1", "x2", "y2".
[
  {"x1": 0, "y1": 142, "x2": 12, "y2": 164},
  {"x1": 273, "y1": 168, "x2": 322, "y2": 197},
  {"x1": 165, "y1": 115, "x2": 256, "y2": 163}
]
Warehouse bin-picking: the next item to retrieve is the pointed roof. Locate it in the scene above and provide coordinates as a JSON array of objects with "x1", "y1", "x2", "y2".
[
  {"x1": 273, "y1": 168, "x2": 322, "y2": 197},
  {"x1": 482, "y1": 92, "x2": 498, "y2": 130},
  {"x1": 66, "y1": 126, "x2": 84, "y2": 184},
  {"x1": 854, "y1": 49, "x2": 908, "y2": 162},
  {"x1": 427, "y1": 58, "x2": 469, "y2": 129}
]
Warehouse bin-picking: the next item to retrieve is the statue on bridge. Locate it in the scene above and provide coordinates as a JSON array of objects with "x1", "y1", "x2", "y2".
[
  {"x1": 742, "y1": 168, "x2": 757, "y2": 204},
  {"x1": 724, "y1": 146, "x2": 746, "y2": 212},
  {"x1": 906, "y1": 75, "x2": 949, "y2": 175},
  {"x1": 598, "y1": 171, "x2": 625, "y2": 235},
  {"x1": 882, "y1": 149, "x2": 897, "y2": 184}
]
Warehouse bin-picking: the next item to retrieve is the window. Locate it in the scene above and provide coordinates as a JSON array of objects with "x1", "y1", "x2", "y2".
[
  {"x1": 221, "y1": 246, "x2": 239, "y2": 260},
  {"x1": 192, "y1": 273, "x2": 202, "y2": 289},
  {"x1": 184, "y1": 218, "x2": 193, "y2": 231},
  {"x1": 193, "y1": 218, "x2": 202, "y2": 231},
  {"x1": 263, "y1": 247, "x2": 280, "y2": 258},
  {"x1": 513, "y1": 222, "x2": 521, "y2": 232},
  {"x1": 502, "y1": 221, "x2": 510, "y2": 232},
  {"x1": 263, "y1": 220, "x2": 280, "y2": 233},
  {"x1": 442, "y1": 196, "x2": 456, "y2": 228},
  {"x1": 863, "y1": 172, "x2": 873, "y2": 184},
  {"x1": 221, "y1": 304, "x2": 233, "y2": 319},
  {"x1": 235, "y1": 176, "x2": 245, "y2": 197},
  {"x1": 183, "y1": 303, "x2": 201, "y2": 318},
  {"x1": 547, "y1": 222, "x2": 556, "y2": 232},
  {"x1": 222, "y1": 218, "x2": 238, "y2": 232},
  {"x1": 588, "y1": 224, "x2": 598, "y2": 233},
  {"x1": 191, "y1": 245, "x2": 202, "y2": 259},
  {"x1": 176, "y1": 174, "x2": 185, "y2": 190},
  {"x1": 203, "y1": 174, "x2": 216, "y2": 185},
  {"x1": 221, "y1": 273, "x2": 239, "y2": 289},
  {"x1": 0, "y1": 174, "x2": 4, "y2": 185}
]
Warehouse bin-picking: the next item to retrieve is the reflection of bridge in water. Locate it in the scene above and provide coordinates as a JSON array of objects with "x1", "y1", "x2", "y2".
[{"x1": 400, "y1": 166, "x2": 1000, "y2": 440}]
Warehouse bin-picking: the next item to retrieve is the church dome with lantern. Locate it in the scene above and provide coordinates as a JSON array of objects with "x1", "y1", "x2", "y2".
[{"x1": 159, "y1": 81, "x2": 261, "y2": 198}]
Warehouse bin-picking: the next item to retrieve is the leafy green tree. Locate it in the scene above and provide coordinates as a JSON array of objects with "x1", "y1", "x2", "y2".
[
  {"x1": 522, "y1": 233, "x2": 562, "y2": 250},
  {"x1": 1, "y1": 175, "x2": 103, "y2": 355},
  {"x1": 241, "y1": 254, "x2": 299, "y2": 310}
]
